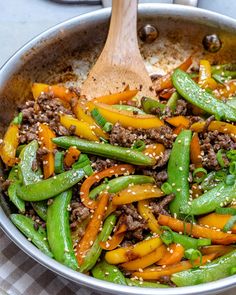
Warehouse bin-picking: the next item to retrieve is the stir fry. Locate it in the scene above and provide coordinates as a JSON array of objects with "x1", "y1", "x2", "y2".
[{"x1": 2, "y1": 58, "x2": 236, "y2": 288}]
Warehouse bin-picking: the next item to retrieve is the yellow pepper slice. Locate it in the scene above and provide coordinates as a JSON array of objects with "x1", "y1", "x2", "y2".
[
  {"x1": 73, "y1": 103, "x2": 109, "y2": 139},
  {"x1": 198, "y1": 60, "x2": 217, "y2": 90},
  {"x1": 87, "y1": 102, "x2": 164, "y2": 129},
  {"x1": 165, "y1": 116, "x2": 190, "y2": 128},
  {"x1": 121, "y1": 244, "x2": 166, "y2": 271},
  {"x1": 198, "y1": 213, "x2": 236, "y2": 234},
  {"x1": 105, "y1": 236, "x2": 162, "y2": 264},
  {"x1": 59, "y1": 114, "x2": 99, "y2": 141},
  {"x1": 112, "y1": 184, "x2": 164, "y2": 205},
  {"x1": 0, "y1": 124, "x2": 19, "y2": 166},
  {"x1": 138, "y1": 199, "x2": 160, "y2": 234},
  {"x1": 92, "y1": 89, "x2": 138, "y2": 105},
  {"x1": 191, "y1": 120, "x2": 236, "y2": 141}
]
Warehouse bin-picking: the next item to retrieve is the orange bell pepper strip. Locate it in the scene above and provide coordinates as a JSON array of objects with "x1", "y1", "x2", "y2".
[
  {"x1": 87, "y1": 102, "x2": 164, "y2": 129},
  {"x1": 80, "y1": 164, "x2": 135, "y2": 210},
  {"x1": 132, "y1": 253, "x2": 217, "y2": 280},
  {"x1": 158, "y1": 214, "x2": 236, "y2": 245},
  {"x1": 159, "y1": 88, "x2": 175, "y2": 99},
  {"x1": 0, "y1": 124, "x2": 19, "y2": 166},
  {"x1": 112, "y1": 184, "x2": 164, "y2": 205},
  {"x1": 198, "y1": 60, "x2": 218, "y2": 90},
  {"x1": 64, "y1": 146, "x2": 81, "y2": 167},
  {"x1": 165, "y1": 116, "x2": 190, "y2": 128},
  {"x1": 121, "y1": 245, "x2": 166, "y2": 271},
  {"x1": 38, "y1": 123, "x2": 56, "y2": 179},
  {"x1": 91, "y1": 89, "x2": 138, "y2": 105},
  {"x1": 137, "y1": 199, "x2": 160, "y2": 234},
  {"x1": 105, "y1": 236, "x2": 162, "y2": 265},
  {"x1": 198, "y1": 213, "x2": 236, "y2": 234},
  {"x1": 154, "y1": 56, "x2": 192, "y2": 91},
  {"x1": 76, "y1": 192, "x2": 109, "y2": 265},
  {"x1": 73, "y1": 103, "x2": 109, "y2": 139},
  {"x1": 143, "y1": 143, "x2": 165, "y2": 161},
  {"x1": 173, "y1": 124, "x2": 186, "y2": 135},
  {"x1": 191, "y1": 120, "x2": 236, "y2": 141},
  {"x1": 214, "y1": 80, "x2": 236, "y2": 99},
  {"x1": 158, "y1": 243, "x2": 185, "y2": 266},
  {"x1": 190, "y1": 133, "x2": 202, "y2": 168},
  {"x1": 104, "y1": 203, "x2": 117, "y2": 219},
  {"x1": 200, "y1": 245, "x2": 235, "y2": 256},
  {"x1": 100, "y1": 216, "x2": 127, "y2": 250},
  {"x1": 32, "y1": 83, "x2": 78, "y2": 103},
  {"x1": 59, "y1": 114, "x2": 99, "y2": 141}
]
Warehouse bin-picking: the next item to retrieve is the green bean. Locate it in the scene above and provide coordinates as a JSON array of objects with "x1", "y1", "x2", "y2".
[
  {"x1": 172, "y1": 69, "x2": 236, "y2": 121},
  {"x1": 47, "y1": 190, "x2": 78, "y2": 270},
  {"x1": 89, "y1": 175, "x2": 155, "y2": 199},
  {"x1": 126, "y1": 279, "x2": 168, "y2": 288},
  {"x1": 10, "y1": 214, "x2": 52, "y2": 257},
  {"x1": 31, "y1": 201, "x2": 47, "y2": 221},
  {"x1": 112, "y1": 104, "x2": 145, "y2": 114},
  {"x1": 92, "y1": 260, "x2": 127, "y2": 285},
  {"x1": 183, "y1": 181, "x2": 236, "y2": 215},
  {"x1": 171, "y1": 249, "x2": 236, "y2": 286},
  {"x1": 17, "y1": 168, "x2": 85, "y2": 201},
  {"x1": 168, "y1": 130, "x2": 192, "y2": 217},
  {"x1": 79, "y1": 214, "x2": 117, "y2": 273},
  {"x1": 7, "y1": 166, "x2": 25, "y2": 213},
  {"x1": 53, "y1": 137, "x2": 155, "y2": 166},
  {"x1": 141, "y1": 96, "x2": 165, "y2": 114}
]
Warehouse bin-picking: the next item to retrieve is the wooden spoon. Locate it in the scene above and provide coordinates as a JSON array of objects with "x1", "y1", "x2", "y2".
[{"x1": 81, "y1": 0, "x2": 154, "y2": 99}]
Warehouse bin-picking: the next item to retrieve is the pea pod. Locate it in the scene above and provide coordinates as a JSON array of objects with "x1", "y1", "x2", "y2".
[
  {"x1": 183, "y1": 181, "x2": 236, "y2": 215},
  {"x1": 89, "y1": 175, "x2": 155, "y2": 199},
  {"x1": 166, "y1": 92, "x2": 180, "y2": 111},
  {"x1": 168, "y1": 130, "x2": 192, "y2": 217},
  {"x1": 92, "y1": 260, "x2": 127, "y2": 285},
  {"x1": 112, "y1": 104, "x2": 145, "y2": 115},
  {"x1": 141, "y1": 97, "x2": 165, "y2": 114},
  {"x1": 47, "y1": 190, "x2": 78, "y2": 270},
  {"x1": 10, "y1": 214, "x2": 52, "y2": 257},
  {"x1": 17, "y1": 168, "x2": 85, "y2": 201},
  {"x1": 172, "y1": 69, "x2": 236, "y2": 121},
  {"x1": 53, "y1": 137, "x2": 155, "y2": 166},
  {"x1": 31, "y1": 201, "x2": 47, "y2": 221},
  {"x1": 171, "y1": 249, "x2": 236, "y2": 286},
  {"x1": 126, "y1": 279, "x2": 168, "y2": 288},
  {"x1": 7, "y1": 166, "x2": 25, "y2": 213},
  {"x1": 79, "y1": 214, "x2": 117, "y2": 273}
]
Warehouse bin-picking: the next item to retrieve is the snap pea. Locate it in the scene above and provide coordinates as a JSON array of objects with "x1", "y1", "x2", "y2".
[
  {"x1": 31, "y1": 201, "x2": 47, "y2": 221},
  {"x1": 79, "y1": 214, "x2": 117, "y2": 273},
  {"x1": 183, "y1": 181, "x2": 236, "y2": 215},
  {"x1": 7, "y1": 166, "x2": 25, "y2": 213},
  {"x1": 172, "y1": 69, "x2": 236, "y2": 121},
  {"x1": 141, "y1": 96, "x2": 165, "y2": 114},
  {"x1": 112, "y1": 104, "x2": 145, "y2": 115},
  {"x1": 53, "y1": 137, "x2": 155, "y2": 166},
  {"x1": 126, "y1": 279, "x2": 168, "y2": 288},
  {"x1": 171, "y1": 249, "x2": 236, "y2": 287},
  {"x1": 92, "y1": 260, "x2": 127, "y2": 285},
  {"x1": 223, "y1": 216, "x2": 236, "y2": 232},
  {"x1": 161, "y1": 227, "x2": 211, "y2": 249},
  {"x1": 10, "y1": 214, "x2": 52, "y2": 257},
  {"x1": 17, "y1": 168, "x2": 85, "y2": 201},
  {"x1": 226, "y1": 98, "x2": 236, "y2": 109},
  {"x1": 166, "y1": 92, "x2": 180, "y2": 111},
  {"x1": 18, "y1": 140, "x2": 42, "y2": 185},
  {"x1": 168, "y1": 130, "x2": 192, "y2": 217},
  {"x1": 18, "y1": 140, "x2": 48, "y2": 219},
  {"x1": 47, "y1": 190, "x2": 78, "y2": 270},
  {"x1": 89, "y1": 175, "x2": 155, "y2": 199},
  {"x1": 16, "y1": 144, "x2": 26, "y2": 157},
  {"x1": 54, "y1": 151, "x2": 64, "y2": 174}
]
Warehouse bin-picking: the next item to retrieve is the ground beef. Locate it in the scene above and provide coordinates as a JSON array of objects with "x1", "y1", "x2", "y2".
[
  {"x1": 142, "y1": 169, "x2": 168, "y2": 187},
  {"x1": 187, "y1": 115, "x2": 204, "y2": 125},
  {"x1": 154, "y1": 149, "x2": 171, "y2": 168},
  {"x1": 158, "y1": 276, "x2": 176, "y2": 287},
  {"x1": 200, "y1": 130, "x2": 236, "y2": 170},
  {"x1": 90, "y1": 156, "x2": 118, "y2": 172},
  {"x1": 19, "y1": 93, "x2": 73, "y2": 144},
  {"x1": 150, "y1": 193, "x2": 175, "y2": 216},
  {"x1": 118, "y1": 204, "x2": 146, "y2": 241},
  {"x1": 110, "y1": 123, "x2": 175, "y2": 148},
  {"x1": 70, "y1": 201, "x2": 90, "y2": 224},
  {"x1": 174, "y1": 99, "x2": 188, "y2": 116}
]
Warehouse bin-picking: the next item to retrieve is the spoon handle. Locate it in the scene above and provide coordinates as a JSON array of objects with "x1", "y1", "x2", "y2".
[{"x1": 103, "y1": 0, "x2": 139, "y2": 64}]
